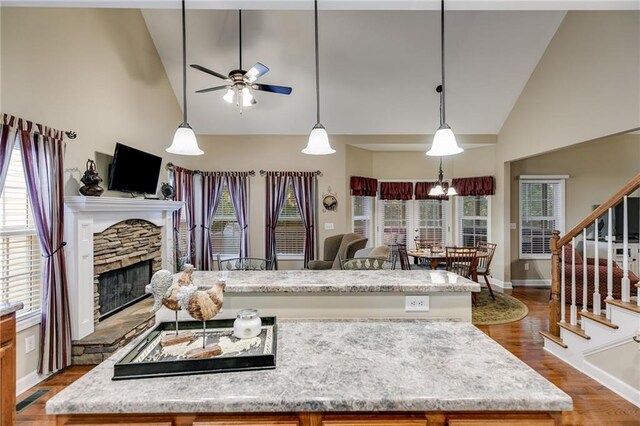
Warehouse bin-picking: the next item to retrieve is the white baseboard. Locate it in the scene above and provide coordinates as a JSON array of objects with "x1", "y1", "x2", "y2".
[
  {"x1": 16, "y1": 370, "x2": 52, "y2": 396},
  {"x1": 488, "y1": 277, "x2": 512, "y2": 290},
  {"x1": 512, "y1": 279, "x2": 551, "y2": 287}
]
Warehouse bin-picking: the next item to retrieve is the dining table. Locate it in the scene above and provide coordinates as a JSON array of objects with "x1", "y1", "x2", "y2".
[{"x1": 406, "y1": 248, "x2": 489, "y2": 282}]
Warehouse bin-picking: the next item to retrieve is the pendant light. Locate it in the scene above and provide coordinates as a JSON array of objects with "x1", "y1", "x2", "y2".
[
  {"x1": 302, "y1": 0, "x2": 335, "y2": 155},
  {"x1": 166, "y1": 0, "x2": 204, "y2": 156},
  {"x1": 428, "y1": 158, "x2": 457, "y2": 196},
  {"x1": 426, "y1": 0, "x2": 462, "y2": 157}
]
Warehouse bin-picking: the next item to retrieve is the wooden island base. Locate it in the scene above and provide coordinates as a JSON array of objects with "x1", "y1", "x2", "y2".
[{"x1": 55, "y1": 411, "x2": 562, "y2": 425}]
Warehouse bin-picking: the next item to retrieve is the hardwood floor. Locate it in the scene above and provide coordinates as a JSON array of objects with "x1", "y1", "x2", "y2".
[{"x1": 15, "y1": 288, "x2": 640, "y2": 425}]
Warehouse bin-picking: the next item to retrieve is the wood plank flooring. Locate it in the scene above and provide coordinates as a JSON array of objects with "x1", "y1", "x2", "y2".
[{"x1": 15, "y1": 288, "x2": 640, "y2": 425}]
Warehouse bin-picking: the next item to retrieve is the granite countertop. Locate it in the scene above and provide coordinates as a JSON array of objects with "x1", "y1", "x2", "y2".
[
  {"x1": 186, "y1": 270, "x2": 480, "y2": 293},
  {"x1": 46, "y1": 319, "x2": 572, "y2": 415},
  {"x1": 0, "y1": 301, "x2": 23, "y2": 317}
]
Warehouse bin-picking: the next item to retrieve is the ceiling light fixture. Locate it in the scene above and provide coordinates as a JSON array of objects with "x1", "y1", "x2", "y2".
[
  {"x1": 302, "y1": 0, "x2": 335, "y2": 155},
  {"x1": 166, "y1": 0, "x2": 203, "y2": 156},
  {"x1": 427, "y1": 0, "x2": 462, "y2": 157},
  {"x1": 429, "y1": 158, "x2": 457, "y2": 196}
]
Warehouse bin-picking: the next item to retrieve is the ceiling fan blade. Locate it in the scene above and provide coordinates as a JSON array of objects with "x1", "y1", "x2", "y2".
[
  {"x1": 244, "y1": 62, "x2": 269, "y2": 83},
  {"x1": 251, "y1": 83, "x2": 292, "y2": 95},
  {"x1": 190, "y1": 64, "x2": 230, "y2": 81},
  {"x1": 195, "y1": 85, "x2": 231, "y2": 93}
]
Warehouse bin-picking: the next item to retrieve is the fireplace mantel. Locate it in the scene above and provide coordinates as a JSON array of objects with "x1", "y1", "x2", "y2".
[{"x1": 64, "y1": 196, "x2": 183, "y2": 340}]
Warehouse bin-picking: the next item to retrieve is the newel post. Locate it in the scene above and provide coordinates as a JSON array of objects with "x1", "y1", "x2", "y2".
[{"x1": 549, "y1": 230, "x2": 561, "y2": 337}]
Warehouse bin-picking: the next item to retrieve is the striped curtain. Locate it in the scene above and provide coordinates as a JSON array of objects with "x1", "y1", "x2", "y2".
[
  {"x1": 265, "y1": 173, "x2": 290, "y2": 269},
  {"x1": 226, "y1": 174, "x2": 250, "y2": 258},
  {"x1": 16, "y1": 118, "x2": 71, "y2": 374},
  {"x1": 290, "y1": 173, "x2": 317, "y2": 268},
  {"x1": 0, "y1": 114, "x2": 18, "y2": 192},
  {"x1": 172, "y1": 166, "x2": 197, "y2": 268},
  {"x1": 200, "y1": 172, "x2": 224, "y2": 270}
]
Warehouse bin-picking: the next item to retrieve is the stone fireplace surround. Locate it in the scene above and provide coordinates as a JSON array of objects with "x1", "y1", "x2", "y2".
[{"x1": 64, "y1": 197, "x2": 183, "y2": 341}]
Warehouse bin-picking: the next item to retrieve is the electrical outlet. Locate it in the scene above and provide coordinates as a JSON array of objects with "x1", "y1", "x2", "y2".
[
  {"x1": 524, "y1": 263, "x2": 529, "y2": 271},
  {"x1": 25, "y1": 335, "x2": 36, "y2": 353},
  {"x1": 405, "y1": 295, "x2": 430, "y2": 312},
  {"x1": 324, "y1": 223, "x2": 334, "y2": 230}
]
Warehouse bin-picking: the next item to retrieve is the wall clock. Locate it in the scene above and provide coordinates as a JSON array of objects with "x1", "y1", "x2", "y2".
[{"x1": 322, "y1": 187, "x2": 338, "y2": 212}]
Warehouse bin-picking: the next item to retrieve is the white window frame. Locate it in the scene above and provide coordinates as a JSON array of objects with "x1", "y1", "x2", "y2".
[
  {"x1": 457, "y1": 195, "x2": 491, "y2": 247},
  {"x1": 274, "y1": 182, "x2": 305, "y2": 260},
  {"x1": 519, "y1": 175, "x2": 567, "y2": 260},
  {"x1": 351, "y1": 196, "x2": 374, "y2": 247},
  {"x1": 211, "y1": 182, "x2": 241, "y2": 260},
  {"x1": 0, "y1": 145, "x2": 43, "y2": 330}
]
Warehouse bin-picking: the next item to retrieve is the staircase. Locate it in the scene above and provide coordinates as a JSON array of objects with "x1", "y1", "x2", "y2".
[{"x1": 540, "y1": 173, "x2": 640, "y2": 407}]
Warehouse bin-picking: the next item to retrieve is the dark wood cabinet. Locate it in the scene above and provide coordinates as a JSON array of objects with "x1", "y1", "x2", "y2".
[{"x1": 0, "y1": 312, "x2": 17, "y2": 426}]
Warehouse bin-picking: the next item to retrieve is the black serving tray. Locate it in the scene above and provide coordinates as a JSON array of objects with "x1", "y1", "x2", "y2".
[{"x1": 112, "y1": 317, "x2": 277, "y2": 380}]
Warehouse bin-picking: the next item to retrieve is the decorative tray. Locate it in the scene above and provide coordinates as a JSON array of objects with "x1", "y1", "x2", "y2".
[{"x1": 113, "y1": 317, "x2": 277, "y2": 380}]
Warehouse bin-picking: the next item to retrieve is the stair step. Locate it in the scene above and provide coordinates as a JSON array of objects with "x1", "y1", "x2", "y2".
[
  {"x1": 539, "y1": 331, "x2": 568, "y2": 348},
  {"x1": 607, "y1": 299, "x2": 640, "y2": 314},
  {"x1": 579, "y1": 312, "x2": 619, "y2": 329},
  {"x1": 558, "y1": 322, "x2": 591, "y2": 340}
]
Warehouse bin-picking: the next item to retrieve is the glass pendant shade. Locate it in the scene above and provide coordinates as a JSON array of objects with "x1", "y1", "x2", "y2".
[
  {"x1": 302, "y1": 124, "x2": 336, "y2": 155},
  {"x1": 242, "y1": 88, "x2": 255, "y2": 106},
  {"x1": 166, "y1": 123, "x2": 204, "y2": 156},
  {"x1": 427, "y1": 125, "x2": 463, "y2": 156},
  {"x1": 446, "y1": 185, "x2": 457, "y2": 196},
  {"x1": 429, "y1": 184, "x2": 445, "y2": 197},
  {"x1": 223, "y1": 89, "x2": 235, "y2": 103}
]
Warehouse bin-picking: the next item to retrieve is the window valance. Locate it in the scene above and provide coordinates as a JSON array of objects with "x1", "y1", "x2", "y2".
[
  {"x1": 415, "y1": 182, "x2": 449, "y2": 201},
  {"x1": 350, "y1": 176, "x2": 378, "y2": 197},
  {"x1": 451, "y1": 176, "x2": 495, "y2": 196},
  {"x1": 379, "y1": 182, "x2": 413, "y2": 200}
]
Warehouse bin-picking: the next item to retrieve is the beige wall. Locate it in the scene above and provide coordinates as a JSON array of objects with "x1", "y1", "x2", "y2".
[
  {"x1": 1, "y1": 7, "x2": 187, "y2": 386},
  {"x1": 510, "y1": 133, "x2": 640, "y2": 282},
  {"x1": 1, "y1": 8, "x2": 196, "y2": 198}
]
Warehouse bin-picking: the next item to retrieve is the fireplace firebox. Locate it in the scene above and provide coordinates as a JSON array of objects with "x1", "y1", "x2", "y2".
[{"x1": 97, "y1": 260, "x2": 152, "y2": 321}]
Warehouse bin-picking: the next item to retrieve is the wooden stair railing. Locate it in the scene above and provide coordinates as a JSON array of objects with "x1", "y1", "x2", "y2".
[{"x1": 547, "y1": 173, "x2": 640, "y2": 337}]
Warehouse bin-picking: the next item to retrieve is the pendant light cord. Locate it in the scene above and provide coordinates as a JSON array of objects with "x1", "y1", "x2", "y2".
[
  {"x1": 239, "y1": 10, "x2": 243, "y2": 70},
  {"x1": 314, "y1": 0, "x2": 321, "y2": 124},
  {"x1": 439, "y1": 0, "x2": 446, "y2": 127},
  {"x1": 181, "y1": 0, "x2": 188, "y2": 124}
]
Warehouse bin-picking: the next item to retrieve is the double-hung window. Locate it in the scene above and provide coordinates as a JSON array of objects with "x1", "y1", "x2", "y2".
[
  {"x1": 211, "y1": 183, "x2": 240, "y2": 257},
  {"x1": 275, "y1": 183, "x2": 304, "y2": 258},
  {"x1": 379, "y1": 199, "x2": 409, "y2": 246},
  {"x1": 0, "y1": 146, "x2": 42, "y2": 323},
  {"x1": 457, "y1": 196, "x2": 490, "y2": 247},
  {"x1": 352, "y1": 196, "x2": 373, "y2": 245},
  {"x1": 519, "y1": 176, "x2": 566, "y2": 259},
  {"x1": 416, "y1": 199, "x2": 448, "y2": 247}
]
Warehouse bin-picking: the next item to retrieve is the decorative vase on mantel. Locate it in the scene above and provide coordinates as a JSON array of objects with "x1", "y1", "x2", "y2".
[{"x1": 79, "y1": 159, "x2": 104, "y2": 197}]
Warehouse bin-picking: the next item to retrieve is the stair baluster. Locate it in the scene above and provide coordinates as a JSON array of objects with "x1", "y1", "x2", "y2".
[
  {"x1": 607, "y1": 207, "x2": 614, "y2": 320},
  {"x1": 621, "y1": 196, "x2": 631, "y2": 302},
  {"x1": 560, "y1": 245, "x2": 566, "y2": 323},
  {"x1": 571, "y1": 237, "x2": 577, "y2": 326},
  {"x1": 593, "y1": 218, "x2": 601, "y2": 315},
  {"x1": 582, "y1": 228, "x2": 588, "y2": 315}
]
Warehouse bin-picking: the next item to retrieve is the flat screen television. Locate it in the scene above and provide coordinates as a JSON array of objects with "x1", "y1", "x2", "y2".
[
  {"x1": 614, "y1": 197, "x2": 639, "y2": 239},
  {"x1": 108, "y1": 143, "x2": 162, "y2": 194}
]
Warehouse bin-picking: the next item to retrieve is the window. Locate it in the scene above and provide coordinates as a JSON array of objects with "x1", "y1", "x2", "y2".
[
  {"x1": 519, "y1": 177, "x2": 565, "y2": 259},
  {"x1": 211, "y1": 183, "x2": 240, "y2": 257},
  {"x1": 275, "y1": 183, "x2": 305, "y2": 257},
  {"x1": 457, "y1": 196, "x2": 490, "y2": 247},
  {"x1": 379, "y1": 200, "x2": 408, "y2": 247},
  {"x1": 352, "y1": 196, "x2": 373, "y2": 244},
  {"x1": 416, "y1": 199, "x2": 448, "y2": 247},
  {"x1": 0, "y1": 146, "x2": 42, "y2": 321}
]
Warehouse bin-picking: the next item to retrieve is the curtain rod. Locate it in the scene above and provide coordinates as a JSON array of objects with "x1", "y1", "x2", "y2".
[
  {"x1": 259, "y1": 170, "x2": 322, "y2": 176},
  {"x1": 166, "y1": 162, "x2": 255, "y2": 176}
]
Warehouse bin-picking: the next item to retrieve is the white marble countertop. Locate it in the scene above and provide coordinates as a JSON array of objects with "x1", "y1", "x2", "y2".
[
  {"x1": 0, "y1": 301, "x2": 23, "y2": 317},
  {"x1": 46, "y1": 319, "x2": 571, "y2": 415},
  {"x1": 187, "y1": 270, "x2": 480, "y2": 293}
]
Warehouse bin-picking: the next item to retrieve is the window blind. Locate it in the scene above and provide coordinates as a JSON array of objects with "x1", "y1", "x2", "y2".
[
  {"x1": 416, "y1": 199, "x2": 447, "y2": 247},
  {"x1": 275, "y1": 183, "x2": 305, "y2": 256},
  {"x1": 0, "y1": 146, "x2": 42, "y2": 319},
  {"x1": 380, "y1": 200, "x2": 408, "y2": 246},
  {"x1": 520, "y1": 179, "x2": 564, "y2": 258},
  {"x1": 211, "y1": 184, "x2": 240, "y2": 256},
  {"x1": 457, "y1": 196, "x2": 489, "y2": 247},
  {"x1": 352, "y1": 196, "x2": 373, "y2": 244}
]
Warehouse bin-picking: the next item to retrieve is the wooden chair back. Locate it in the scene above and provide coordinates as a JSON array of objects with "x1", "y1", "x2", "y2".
[
  {"x1": 396, "y1": 245, "x2": 412, "y2": 270},
  {"x1": 476, "y1": 242, "x2": 497, "y2": 273},
  {"x1": 217, "y1": 255, "x2": 273, "y2": 271},
  {"x1": 445, "y1": 247, "x2": 477, "y2": 278}
]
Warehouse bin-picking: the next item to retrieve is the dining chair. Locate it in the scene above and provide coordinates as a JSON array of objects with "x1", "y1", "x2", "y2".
[
  {"x1": 476, "y1": 242, "x2": 497, "y2": 300},
  {"x1": 396, "y1": 246, "x2": 412, "y2": 270},
  {"x1": 444, "y1": 247, "x2": 477, "y2": 279},
  {"x1": 340, "y1": 257, "x2": 387, "y2": 270},
  {"x1": 217, "y1": 255, "x2": 273, "y2": 271}
]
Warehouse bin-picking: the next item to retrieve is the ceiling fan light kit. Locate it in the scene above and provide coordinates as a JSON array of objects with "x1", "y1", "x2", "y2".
[
  {"x1": 426, "y1": 0, "x2": 463, "y2": 157},
  {"x1": 192, "y1": 10, "x2": 292, "y2": 114},
  {"x1": 167, "y1": 0, "x2": 204, "y2": 156},
  {"x1": 302, "y1": 0, "x2": 335, "y2": 156}
]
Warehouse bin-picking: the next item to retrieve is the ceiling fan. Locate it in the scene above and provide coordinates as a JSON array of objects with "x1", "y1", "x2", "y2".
[{"x1": 191, "y1": 10, "x2": 292, "y2": 113}]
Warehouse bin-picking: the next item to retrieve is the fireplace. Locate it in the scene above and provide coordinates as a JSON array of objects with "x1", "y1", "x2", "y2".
[{"x1": 98, "y1": 260, "x2": 152, "y2": 320}]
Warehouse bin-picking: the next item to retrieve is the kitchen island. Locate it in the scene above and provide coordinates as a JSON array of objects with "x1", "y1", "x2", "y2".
[
  {"x1": 47, "y1": 319, "x2": 572, "y2": 425},
  {"x1": 157, "y1": 269, "x2": 481, "y2": 323}
]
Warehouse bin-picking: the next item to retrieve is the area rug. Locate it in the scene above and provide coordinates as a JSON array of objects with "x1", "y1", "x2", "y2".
[{"x1": 472, "y1": 290, "x2": 529, "y2": 325}]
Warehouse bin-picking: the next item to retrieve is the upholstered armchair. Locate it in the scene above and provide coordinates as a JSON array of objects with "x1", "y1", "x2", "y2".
[
  {"x1": 562, "y1": 244, "x2": 639, "y2": 306},
  {"x1": 308, "y1": 233, "x2": 368, "y2": 270}
]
